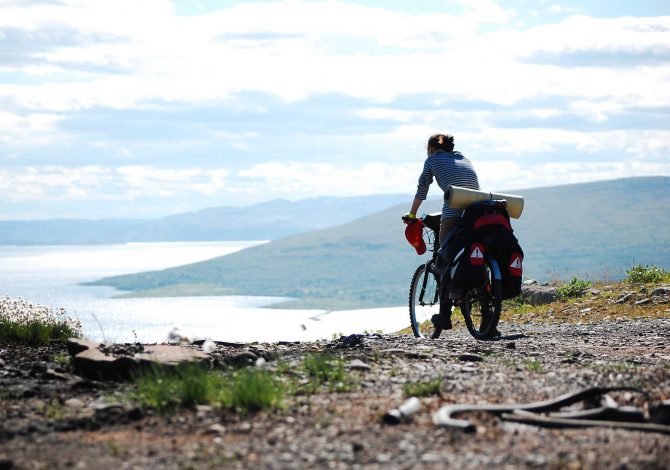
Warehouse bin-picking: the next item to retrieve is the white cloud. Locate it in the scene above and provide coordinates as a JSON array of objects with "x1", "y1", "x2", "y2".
[
  {"x1": 0, "y1": 1, "x2": 668, "y2": 217},
  {"x1": 478, "y1": 159, "x2": 670, "y2": 192},
  {"x1": 238, "y1": 161, "x2": 420, "y2": 196},
  {"x1": 0, "y1": 111, "x2": 66, "y2": 145},
  {"x1": 0, "y1": 1, "x2": 667, "y2": 111},
  {"x1": 0, "y1": 165, "x2": 229, "y2": 202}
]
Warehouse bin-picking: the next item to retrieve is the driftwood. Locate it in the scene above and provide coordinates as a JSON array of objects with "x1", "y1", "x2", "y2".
[{"x1": 432, "y1": 387, "x2": 670, "y2": 434}]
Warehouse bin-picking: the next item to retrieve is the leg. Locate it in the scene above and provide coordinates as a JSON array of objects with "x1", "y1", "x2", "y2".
[
  {"x1": 434, "y1": 217, "x2": 460, "y2": 331},
  {"x1": 439, "y1": 217, "x2": 459, "y2": 245}
]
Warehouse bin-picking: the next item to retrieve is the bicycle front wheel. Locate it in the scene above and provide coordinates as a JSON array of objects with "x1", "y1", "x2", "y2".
[
  {"x1": 409, "y1": 263, "x2": 441, "y2": 338},
  {"x1": 460, "y1": 260, "x2": 502, "y2": 340}
]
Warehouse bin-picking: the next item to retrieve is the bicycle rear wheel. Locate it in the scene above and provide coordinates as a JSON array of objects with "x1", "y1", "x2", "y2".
[
  {"x1": 409, "y1": 263, "x2": 441, "y2": 338},
  {"x1": 460, "y1": 260, "x2": 502, "y2": 340}
]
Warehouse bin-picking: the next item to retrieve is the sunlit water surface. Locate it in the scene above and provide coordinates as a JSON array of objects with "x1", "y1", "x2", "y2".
[{"x1": 0, "y1": 242, "x2": 408, "y2": 343}]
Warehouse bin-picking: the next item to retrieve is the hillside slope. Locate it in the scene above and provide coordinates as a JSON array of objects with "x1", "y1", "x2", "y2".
[{"x1": 91, "y1": 177, "x2": 670, "y2": 309}]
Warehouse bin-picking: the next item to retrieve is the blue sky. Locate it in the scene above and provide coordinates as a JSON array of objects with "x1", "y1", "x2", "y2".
[{"x1": 1, "y1": 0, "x2": 669, "y2": 219}]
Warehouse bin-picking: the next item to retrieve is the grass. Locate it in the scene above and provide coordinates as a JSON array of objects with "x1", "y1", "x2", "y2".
[
  {"x1": 0, "y1": 297, "x2": 81, "y2": 346},
  {"x1": 300, "y1": 353, "x2": 352, "y2": 393},
  {"x1": 525, "y1": 359, "x2": 543, "y2": 372},
  {"x1": 403, "y1": 378, "x2": 443, "y2": 397},
  {"x1": 625, "y1": 264, "x2": 670, "y2": 284},
  {"x1": 130, "y1": 363, "x2": 285, "y2": 415}
]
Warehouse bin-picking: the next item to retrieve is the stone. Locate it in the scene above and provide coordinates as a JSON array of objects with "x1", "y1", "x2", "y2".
[
  {"x1": 458, "y1": 353, "x2": 483, "y2": 362},
  {"x1": 65, "y1": 398, "x2": 85, "y2": 409},
  {"x1": 615, "y1": 293, "x2": 633, "y2": 304},
  {"x1": 345, "y1": 359, "x2": 372, "y2": 371},
  {"x1": 520, "y1": 284, "x2": 557, "y2": 305},
  {"x1": 67, "y1": 337, "x2": 209, "y2": 381},
  {"x1": 224, "y1": 351, "x2": 258, "y2": 368},
  {"x1": 0, "y1": 358, "x2": 5, "y2": 368},
  {"x1": 206, "y1": 423, "x2": 226, "y2": 435}
]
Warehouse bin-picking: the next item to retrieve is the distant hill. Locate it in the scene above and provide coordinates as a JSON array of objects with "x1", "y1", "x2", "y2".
[
  {"x1": 0, "y1": 194, "x2": 409, "y2": 245},
  {"x1": 90, "y1": 177, "x2": 670, "y2": 309}
]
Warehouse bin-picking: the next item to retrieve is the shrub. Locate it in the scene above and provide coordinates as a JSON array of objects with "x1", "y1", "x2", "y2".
[
  {"x1": 625, "y1": 264, "x2": 670, "y2": 284},
  {"x1": 0, "y1": 296, "x2": 81, "y2": 345},
  {"x1": 555, "y1": 277, "x2": 591, "y2": 300}
]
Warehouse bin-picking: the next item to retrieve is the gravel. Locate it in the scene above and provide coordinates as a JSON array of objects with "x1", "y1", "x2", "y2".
[{"x1": 1, "y1": 317, "x2": 669, "y2": 469}]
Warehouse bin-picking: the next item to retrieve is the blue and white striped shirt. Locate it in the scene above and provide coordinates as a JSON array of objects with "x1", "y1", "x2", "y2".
[{"x1": 415, "y1": 150, "x2": 480, "y2": 218}]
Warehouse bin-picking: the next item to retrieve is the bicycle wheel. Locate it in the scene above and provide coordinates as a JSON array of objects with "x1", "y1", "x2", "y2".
[
  {"x1": 409, "y1": 263, "x2": 441, "y2": 338},
  {"x1": 460, "y1": 260, "x2": 502, "y2": 340}
]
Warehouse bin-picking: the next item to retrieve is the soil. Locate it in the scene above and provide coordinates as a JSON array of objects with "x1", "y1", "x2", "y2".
[{"x1": 1, "y1": 285, "x2": 670, "y2": 469}]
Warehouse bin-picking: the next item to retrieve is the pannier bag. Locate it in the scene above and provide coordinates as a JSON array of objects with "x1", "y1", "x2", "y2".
[{"x1": 440, "y1": 201, "x2": 523, "y2": 300}]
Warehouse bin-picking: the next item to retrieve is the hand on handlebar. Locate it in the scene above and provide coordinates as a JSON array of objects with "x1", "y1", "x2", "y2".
[{"x1": 402, "y1": 212, "x2": 418, "y2": 224}]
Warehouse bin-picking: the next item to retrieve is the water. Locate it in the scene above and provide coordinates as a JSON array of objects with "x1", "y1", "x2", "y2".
[{"x1": 0, "y1": 242, "x2": 409, "y2": 343}]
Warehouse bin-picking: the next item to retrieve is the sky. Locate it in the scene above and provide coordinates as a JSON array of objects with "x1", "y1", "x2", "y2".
[{"x1": 1, "y1": 0, "x2": 669, "y2": 220}]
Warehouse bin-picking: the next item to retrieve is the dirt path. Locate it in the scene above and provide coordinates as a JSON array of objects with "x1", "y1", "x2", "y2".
[{"x1": 1, "y1": 315, "x2": 669, "y2": 469}]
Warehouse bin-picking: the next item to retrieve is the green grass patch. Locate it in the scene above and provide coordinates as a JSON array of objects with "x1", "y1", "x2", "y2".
[
  {"x1": 555, "y1": 277, "x2": 591, "y2": 300},
  {"x1": 625, "y1": 264, "x2": 670, "y2": 284},
  {"x1": 0, "y1": 320, "x2": 79, "y2": 345},
  {"x1": 403, "y1": 377, "x2": 443, "y2": 397},
  {"x1": 525, "y1": 359, "x2": 543, "y2": 372},
  {"x1": 130, "y1": 364, "x2": 285, "y2": 415},
  {"x1": 300, "y1": 353, "x2": 352, "y2": 393}
]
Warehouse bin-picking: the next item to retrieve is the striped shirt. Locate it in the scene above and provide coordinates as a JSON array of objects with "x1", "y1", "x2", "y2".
[{"x1": 415, "y1": 150, "x2": 480, "y2": 218}]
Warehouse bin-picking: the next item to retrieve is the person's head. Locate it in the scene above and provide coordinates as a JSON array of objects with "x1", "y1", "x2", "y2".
[{"x1": 427, "y1": 133, "x2": 455, "y2": 155}]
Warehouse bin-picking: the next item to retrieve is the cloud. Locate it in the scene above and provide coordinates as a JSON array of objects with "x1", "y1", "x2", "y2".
[
  {"x1": 238, "y1": 161, "x2": 419, "y2": 196},
  {"x1": 477, "y1": 159, "x2": 670, "y2": 192},
  {"x1": 0, "y1": 111, "x2": 66, "y2": 145},
  {"x1": 0, "y1": 1, "x2": 668, "y2": 218},
  {"x1": 0, "y1": 165, "x2": 229, "y2": 202}
]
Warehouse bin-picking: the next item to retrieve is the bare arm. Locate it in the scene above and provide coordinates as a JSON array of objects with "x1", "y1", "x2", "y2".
[{"x1": 408, "y1": 197, "x2": 423, "y2": 217}]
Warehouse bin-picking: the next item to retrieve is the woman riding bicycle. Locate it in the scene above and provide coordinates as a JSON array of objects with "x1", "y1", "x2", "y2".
[{"x1": 404, "y1": 133, "x2": 481, "y2": 330}]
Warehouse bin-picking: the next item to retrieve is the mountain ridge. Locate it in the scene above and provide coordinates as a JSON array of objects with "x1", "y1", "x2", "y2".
[
  {"x1": 0, "y1": 193, "x2": 409, "y2": 245},
  {"x1": 89, "y1": 176, "x2": 670, "y2": 309}
]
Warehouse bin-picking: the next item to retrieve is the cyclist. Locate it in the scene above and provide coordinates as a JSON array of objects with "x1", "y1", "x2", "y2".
[{"x1": 404, "y1": 133, "x2": 480, "y2": 332}]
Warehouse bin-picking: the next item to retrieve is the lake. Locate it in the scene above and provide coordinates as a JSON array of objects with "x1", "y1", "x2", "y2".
[{"x1": 0, "y1": 242, "x2": 410, "y2": 343}]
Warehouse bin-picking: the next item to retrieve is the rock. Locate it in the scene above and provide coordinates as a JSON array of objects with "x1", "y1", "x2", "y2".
[
  {"x1": 506, "y1": 342, "x2": 516, "y2": 350},
  {"x1": 634, "y1": 298, "x2": 651, "y2": 306},
  {"x1": 0, "y1": 457, "x2": 13, "y2": 470},
  {"x1": 205, "y1": 423, "x2": 226, "y2": 435},
  {"x1": 520, "y1": 284, "x2": 557, "y2": 305},
  {"x1": 652, "y1": 287, "x2": 669, "y2": 296},
  {"x1": 340, "y1": 334, "x2": 364, "y2": 348},
  {"x1": 224, "y1": 351, "x2": 258, "y2": 368},
  {"x1": 65, "y1": 398, "x2": 86, "y2": 409},
  {"x1": 0, "y1": 358, "x2": 5, "y2": 368},
  {"x1": 615, "y1": 293, "x2": 633, "y2": 304},
  {"x1": 67, "y1": 338, "x2": 209, "y2": 380},
  {"x1": 458, "y1": 354, "x2": 483, "y2": 362},
  {"x1": 345, "y1": 359, "x2": 371, "y2": 371}
]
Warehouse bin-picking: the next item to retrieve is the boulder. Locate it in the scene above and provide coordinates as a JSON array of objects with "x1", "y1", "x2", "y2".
[{"x1": 66, "y1": 338, "x2": 209, "y2": 381}]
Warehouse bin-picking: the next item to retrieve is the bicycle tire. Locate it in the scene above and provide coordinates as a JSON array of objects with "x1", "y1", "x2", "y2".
[
  {"x1": 409, "y1": 263, "x2": 441, "y2": 338},
  {"x1": 460, "y1": 260, "x2": 502, "y2": 340}
]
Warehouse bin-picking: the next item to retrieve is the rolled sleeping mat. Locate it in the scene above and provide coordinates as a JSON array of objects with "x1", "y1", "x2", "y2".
[{"x1": 445, "y1": 185, "x2": 524, "y2": 219}]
